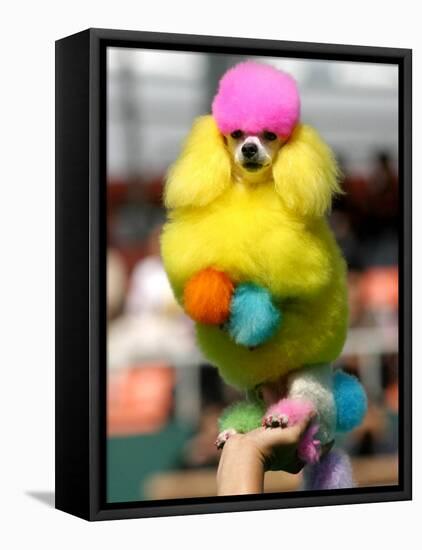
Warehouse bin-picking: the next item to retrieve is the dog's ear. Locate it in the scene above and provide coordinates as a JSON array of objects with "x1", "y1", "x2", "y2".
[
  {"x1": 164, "y1": 115, "x2": 231, "y2": 209},
  {"x1": 273, "y1": 124, "x2": 341, "y2": 218}
]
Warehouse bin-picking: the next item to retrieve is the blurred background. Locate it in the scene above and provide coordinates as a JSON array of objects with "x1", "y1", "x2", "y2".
[{"x1": 106, "y1": 48, "x2": 399, "y2": 503}]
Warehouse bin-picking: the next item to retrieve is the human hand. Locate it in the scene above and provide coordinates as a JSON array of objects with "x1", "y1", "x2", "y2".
[{"x1": 216, "y1": 411, "x2": 320, "y2": 496}]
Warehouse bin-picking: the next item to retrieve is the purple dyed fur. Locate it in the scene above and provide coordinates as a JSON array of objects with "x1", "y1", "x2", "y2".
[{"x1": 304, "y1": 449, "x2": 354, "y2": 490}]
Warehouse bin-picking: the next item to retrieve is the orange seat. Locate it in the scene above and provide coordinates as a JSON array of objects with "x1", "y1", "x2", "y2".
[{"x1": 360, "y1": 266, "x2": 398, "y2": 310}]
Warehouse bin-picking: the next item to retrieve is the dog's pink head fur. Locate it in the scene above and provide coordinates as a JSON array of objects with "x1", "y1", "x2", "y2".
[{"x1": 212, "y1": 61, "x2": 300, "y2": 138}]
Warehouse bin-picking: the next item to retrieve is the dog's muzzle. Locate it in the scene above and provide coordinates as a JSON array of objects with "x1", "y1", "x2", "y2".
[{"x1": 242, "y1": 161, "x2": 264, "y2": 171}]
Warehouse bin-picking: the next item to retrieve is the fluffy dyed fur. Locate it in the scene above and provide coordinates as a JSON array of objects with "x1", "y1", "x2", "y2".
[
  {"x1": 161, "y1": 115, "x2": 348, "y2": 389},
  {"x1": 303, "y1": 449, "x2": 354, "y2": 490},
  {"x1": 333, "y1": 370, "x2": 368, "y2": 432},
  {"x1": 228, "y1": 283, "x2": 282, "y2": 347},
  {"x1": 287, "y1": 364, "x2": 337, "y2": 444},
  {"x1": 212, "y1": 61, "x2": 300, "y2": 138},
  {"x1": 273, "y1": 124, "x2": 342, "y2": 217},
  {"x1": 164, "y1": 116, "x2": 231, "y2": 209},
  {"x1": 297, "y1": 423, "x2": 321, "y2": 465},
  {"x1": 184, "y1": 268, "x2": 233, "y2": 325},
  {"x1": 219, "y1": 400, "x2": 265, "y2": 434},
  {"x1": 266, "y1": 398, "x2": 315, "y2": 426}
]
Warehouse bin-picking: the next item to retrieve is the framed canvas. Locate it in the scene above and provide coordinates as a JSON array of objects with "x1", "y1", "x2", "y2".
[{"x1": 55, "y1": 28, "x2": 412, "y2": 521}]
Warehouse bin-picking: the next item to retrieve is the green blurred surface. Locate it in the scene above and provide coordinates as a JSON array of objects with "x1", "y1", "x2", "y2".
[{"x1": 107, "y1": 420, "x2": 193, "y2": 503}]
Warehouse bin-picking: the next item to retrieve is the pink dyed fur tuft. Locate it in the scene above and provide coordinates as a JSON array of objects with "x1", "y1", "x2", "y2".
[
  {"x1": 298, "y1": 423, "x2": 321, "y2": 464},
  {"x1": 212, "y1": 61, "x2": 300, "y2": 138},
  {"x1": 265, "y1": 398, "x2": 320, "y2": 463},
  {"x1": 266, "y1": 398, "x2": 315, "y2": 424}
]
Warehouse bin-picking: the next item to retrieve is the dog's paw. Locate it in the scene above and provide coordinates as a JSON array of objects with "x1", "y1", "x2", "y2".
[
  {"x1": 262, "y1": 413, "x2": 289, "y2": 429},
  {"x1": 215, "y1": 429, "x2": 237, "y2": 449},
  {"x1": 265, "y1": 398, "x2": 315, "y2": 427},
  {"x1": 228, "y1": 283, "x2": 282, "y2": 347}
]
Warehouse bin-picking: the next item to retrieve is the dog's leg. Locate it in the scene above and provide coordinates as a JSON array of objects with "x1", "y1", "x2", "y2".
[
  {"x1": 262, "y1": 398, "x2": 321, "y2": 463},
  {"x1": 303, "y1": 449, "x2": 355, "y2": 490}
]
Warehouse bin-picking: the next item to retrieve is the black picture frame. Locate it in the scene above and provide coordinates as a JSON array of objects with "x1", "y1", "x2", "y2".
[{"x1": 55, "y1": 27, "x2": 412, "y2": 521}]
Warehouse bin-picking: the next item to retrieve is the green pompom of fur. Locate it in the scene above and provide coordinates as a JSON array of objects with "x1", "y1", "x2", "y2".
[{"x1": 219, "y1": 400, "x2": 265, "y2": 433}]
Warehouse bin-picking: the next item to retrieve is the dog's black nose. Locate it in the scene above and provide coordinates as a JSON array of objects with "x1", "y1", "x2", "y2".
[{"x1": 241, "y1": 143, "x2": 258, "y2": 159}]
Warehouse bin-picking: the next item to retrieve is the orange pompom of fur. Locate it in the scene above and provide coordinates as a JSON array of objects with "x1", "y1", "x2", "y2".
[{"x1": 184, "y1": 268, "x2": 234, "y2": 325}]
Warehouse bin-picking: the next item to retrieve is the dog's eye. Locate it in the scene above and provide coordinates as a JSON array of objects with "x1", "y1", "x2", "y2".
[
  {"x1": 230, "y1": 130, "x2": 244, "y2": 139},
  {"x1": 262, "y1": 131, "x2": 277, "y2": 141}
]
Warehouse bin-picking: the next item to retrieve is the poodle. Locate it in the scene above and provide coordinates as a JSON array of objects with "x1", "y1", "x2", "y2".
[{"x1": 161, "y1": 61, "x2": 367, "y2": 490}]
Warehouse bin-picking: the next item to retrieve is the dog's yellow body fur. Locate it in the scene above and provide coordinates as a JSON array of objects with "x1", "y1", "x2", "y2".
[{"x1": 161, "y1": 115, "x2": 348, "y2": 389}]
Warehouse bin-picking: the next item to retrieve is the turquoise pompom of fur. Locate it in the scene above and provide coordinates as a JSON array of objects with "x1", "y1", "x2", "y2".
[
  {"x1": 228, "y1": 283, "x2": 282, "y2": 347},
  {"x1": 334, "y1": 370, "x2": 368, "y2": 432}
]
